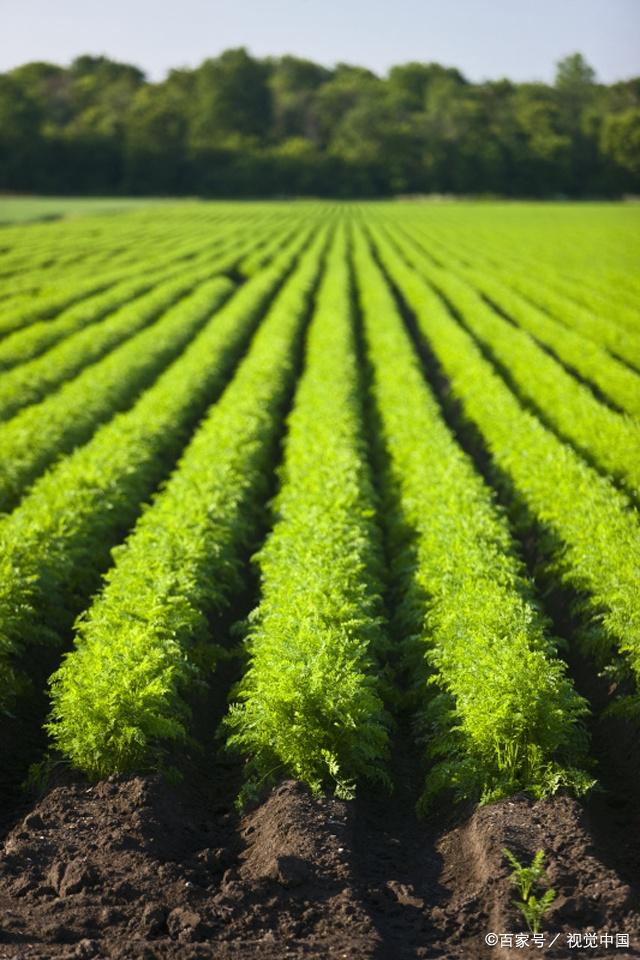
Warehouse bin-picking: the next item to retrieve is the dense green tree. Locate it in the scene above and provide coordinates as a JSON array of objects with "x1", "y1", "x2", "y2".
[
  {"x1": 0, "y1": 49, "x2": 637, "y2": 197},
  {"x1": 124, "y1": 82, "x2": 189, "y2": 192},
  {"x1": 268, "y1": 56, "x2": 330, "y2": 143},
  {"x1": 314, "y1": 64, "x2": 381, "y2": 147},
  {"x1": 388, "y1": 62, "x2": 466, "y2": 111},
  {"x1": 64, "y1": 56, "x2": 145, "y2": 139},
  {"x1": 0, "y1": 75, "x2": 43, "y2": 188},
  {"x1": 9, "y1": 62, "x2": 75, "y2": 130},
  {"x1": 552, "y1": 53, "x2": 600, "y2": 193},
  {"x1": 555, "y1": 53, "x2": 596, "y2": 108},
  {"x1": 190, "y1": 48, "x2": 272, "y2": 146},
  {"x1": 601, "y1": 108, "x2": 640, "y2": 179}
]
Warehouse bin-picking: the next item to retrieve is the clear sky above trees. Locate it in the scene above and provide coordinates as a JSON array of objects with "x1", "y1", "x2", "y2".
[{"x1": 2, "y1": 0, "x2": 639, "y2": 84}]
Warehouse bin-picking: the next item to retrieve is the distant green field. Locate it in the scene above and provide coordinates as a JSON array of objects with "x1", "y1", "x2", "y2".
[
  {"x1": 0, "y1": 196, "x2": 184, "y2": 224},
  {"x1": 0, "y1": 200, "x2": 638, "y2": 811}
]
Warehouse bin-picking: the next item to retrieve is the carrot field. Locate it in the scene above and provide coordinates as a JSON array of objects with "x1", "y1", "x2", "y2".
[{"x1": 0, "y1": 199, "x2": 638, "y2": 959}]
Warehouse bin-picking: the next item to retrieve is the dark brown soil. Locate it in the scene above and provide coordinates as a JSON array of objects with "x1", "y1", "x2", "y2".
[{"x1": 1, "y1": 765, "x2": 639, "y2": 960}]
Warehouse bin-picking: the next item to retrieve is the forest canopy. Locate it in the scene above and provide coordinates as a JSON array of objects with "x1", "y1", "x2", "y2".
[{"x1": 1, "y1": 48, "x2": 638, "y2": 197}]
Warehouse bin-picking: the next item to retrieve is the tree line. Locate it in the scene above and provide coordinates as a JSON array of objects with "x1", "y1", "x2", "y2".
[{"x1": 1, "y1": 49, "x2": 638, "y2": 197}]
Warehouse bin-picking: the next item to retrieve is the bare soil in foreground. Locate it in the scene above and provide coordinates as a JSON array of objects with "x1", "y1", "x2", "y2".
[{"x1": 0, "y1": 752, "x2": 639, "y2": 960}]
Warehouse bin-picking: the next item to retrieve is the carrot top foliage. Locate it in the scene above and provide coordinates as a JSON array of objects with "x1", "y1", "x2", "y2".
[
  {"x1": 0, "y1": 201, "x2": 637, "y2": 812},
  {"x1": 224, "y1": 224, "x2": 392, "y2": 801},
  {"x1": 46, "y1": 227, "x2": 330, "y2": 778},
  {"x1": 353, "y1": 226, "x2": 592, "y2": 806}
]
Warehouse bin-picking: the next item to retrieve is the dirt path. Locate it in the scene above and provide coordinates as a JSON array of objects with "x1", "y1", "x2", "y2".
[{"x1": 1, "y1": 759, "x2": 639, "y2": 960}]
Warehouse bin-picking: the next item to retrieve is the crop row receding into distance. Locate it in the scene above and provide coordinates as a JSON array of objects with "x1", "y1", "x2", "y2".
[{"x1": 0, "y1": 201, "x2": 638, "y2": 814}]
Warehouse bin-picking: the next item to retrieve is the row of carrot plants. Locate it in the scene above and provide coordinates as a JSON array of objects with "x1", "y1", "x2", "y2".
[
  {"x1": 0, "y1": 221, "x2": 203, "y2": 332},
  {"x1": 0, "y1": 214, "x2": 270, "y2": 340},
  {"x1": 0, "y1": 219, "x2": 145, "y2": 279},
  {"x1": 0, "y1": 215, "x2": 275, "y2": 363},
  {"x1": 224, "y1": 226, "x2": 391, "y2": 801},
  {"x1": 0, "y1": 227, "x2": 311, "y2": 714},
  {"x1": 368, "y1": 226, "x2": 640, "y2": 705},
  {"x1": 0, "y1": 206, "x2": 224, "y2": 280},
  {"x1": 0, "y1": 226, "x2": 275, "y2": 423},
  {"x1": 0, "y1": 272, "x2": 198, "y2": 421},
  {"x1": 402, "y1": 212, "x2": 640, "y2": 310},
  {"x1": 539, "y1": 272, "x2": 639, "y2": 336},
  {"x1": 0, "y1": 276, "x2": 234, "y2": 515},
  {"x1": 0, "y1": 206, "x2": 297, "y2": 286},
  {"x1": 406, "y1": 229, "x2": 640, "y2": 421},
  {"x1": 47, "y1": 227, "x2": 330, "y2": 777},
  {"x1": 0, "y1": 273, "x2": 169, "y2": 371},
  {"x1": 0, "y1": 213, "x2": 182, "y2": 283},
  {"x1": 352, "y1": 227, "x2": 590, "y2": 805},
  {"x1": 386, "y1": 225, "x2": 640, "y2": 498},
  {"x1": 426, "y1": 220, "x2": 640, "y2": 326},
  {"x1": 382, "y1": 212, "x2": 640, "y2": 344},
  {"x1": 487, "y1": 245, "x2": 639, "y2": 333},
  {"x1": 452, "y1": 239, "x2": 640, "y2": 369}
]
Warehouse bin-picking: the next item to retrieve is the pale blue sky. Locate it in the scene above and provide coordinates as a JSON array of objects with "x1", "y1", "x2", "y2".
[{"x1": 2, "y1": 0, "x2": 639, "y2": 83}]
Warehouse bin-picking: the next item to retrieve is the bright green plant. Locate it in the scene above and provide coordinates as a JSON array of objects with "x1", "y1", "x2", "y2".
[
  {"x1": 0, "y1": 208, "x2": 282, "y2": 335},
  {"x1": 353, "y1": 226, "x2": 591, "y2": 808},
  {"x1": 46, "y1": 226, "x2": 330, "y2": 777},
  {"x1": 0, "y1": 276, "x2": 234, "y2": 513},
  {"x1": 0, "y1": 226, "x2": 273, "y2": 421},
  {"x1": 503, "y1": 848, "x2": 556, "y2": 934},
  {"x1": 383, "y1": 226, "x2": 640, "y2": 498},
  {"x1": 396, "y1": 226, "x2": 640, "y2": 420},
  {"x1": 0, "y1": 226, "x2": 311, "y2": 715},
  {"x1": 369, "y1": 224, "x2": 640, "y2": 699},
  {"x1": 2, "y1": 201, "x2": 638, "y2": 807},
  {"x1": 490, "y1": 262, "x2": 640, "y2": 369},
  {"x1": 224, "y1": 225, "x2": 391, "y2": 802}
]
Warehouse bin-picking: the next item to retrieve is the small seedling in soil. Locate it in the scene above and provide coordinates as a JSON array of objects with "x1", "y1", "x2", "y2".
[{"x1": 503, "y1": 847, "x2": 556, "y2": 934}]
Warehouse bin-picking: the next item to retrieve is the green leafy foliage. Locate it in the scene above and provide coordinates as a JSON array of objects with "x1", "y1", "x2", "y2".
[
  {"x1": 0, "y1": 211, "x2": 225, "y2": 336},
  {"x1": 0, "y1": 276, "x2": 233, "y2": 513},
  {"x1": 503, "y1": 848, "x2": 556, "y2": 934},
  {"x1": 2, "y1": 48, "x2": 640, "y2": 197},
  {"x1": 370, "y1": 224, "x2": 640, "y2": 702},
  {"x1": 0, "y1": 202, "x2": 637, "y2": 813},
  {"x1": 0, "y1": 274, "x2": 158, "y2": 371},
  {"x1": 475, "y1": 254, "x2": 640, "y2": 369},
  {"x1": 0, "y1": 216, "x2": 304, "y2": 507},
  {"x1": 451, "y1": 262, "x2": 640, "y2": 420},
  {"x1": 353, "y1": 226, "x2": 591, "y2": 807},
  {"x1": 394, "y1": 218, "x2": 640, "y2": 417},
  {"x1": 47, "y1": 226, "x2": 329, "y2": 777},
  {"x1": 390, "y1": 227, "x2": 640, "y2": 498},
  {"x1": 0, "y1": 272, "x2": 189, "y2": 421},
  {"x1": 0, "y1": 223, "x2": 278, "y2": 422},
  {"x1": 0, "y1": 226, "x2": 311, "y2": 714},
  {"x1": 0, "y1": 206, "x2": 295, "y2": 337},
  {"x1": 224, "y1": 225, "x2": 391, "y2": 801}
]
